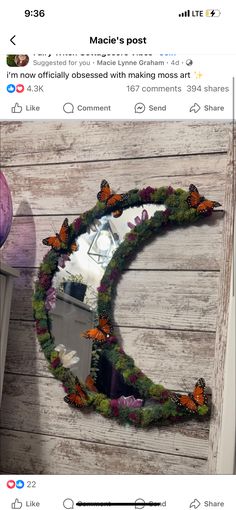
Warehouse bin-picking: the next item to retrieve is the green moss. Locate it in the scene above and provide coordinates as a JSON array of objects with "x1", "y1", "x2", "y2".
[{"x1": 198, "y1": 404, "x2": 209, "y2": 416}]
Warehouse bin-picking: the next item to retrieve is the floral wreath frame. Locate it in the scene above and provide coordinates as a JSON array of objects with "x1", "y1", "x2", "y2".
[{"x1": 33, "y1": 184, "x2": 216, "y2": 428}]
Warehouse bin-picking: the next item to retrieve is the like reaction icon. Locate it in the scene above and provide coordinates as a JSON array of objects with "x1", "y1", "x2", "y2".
[
  {"x1": 7, "y1": 84, "x2": 15, "y2": 93},
  {"x1": 11, "y1": 499, "x2": 22, "y2": 509},
  {"x1": 16, "y1": 480, "x2": 24, "y2": 489}
]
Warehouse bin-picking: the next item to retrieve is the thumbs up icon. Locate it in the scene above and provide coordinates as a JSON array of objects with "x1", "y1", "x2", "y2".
[
  {"x1": 11, "y1": 498, "x2": 23, "y2": 509},
  {"x1": 11, "y1": 103, "x2": 22, "y2": 113}
]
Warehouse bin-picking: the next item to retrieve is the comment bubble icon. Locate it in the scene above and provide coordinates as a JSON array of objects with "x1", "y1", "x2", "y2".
[
  {"x1": 135, "y1": 498, "x2": 145, "y2": 509},
  {"x1": 63, "y1": 102, "x2": 74, "y2": 114},
  {"x1": 63, "y1": 498, "x2": 74, "y2": 509}
]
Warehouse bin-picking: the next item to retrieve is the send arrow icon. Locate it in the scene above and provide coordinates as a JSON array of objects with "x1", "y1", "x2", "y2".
[{"x1": 189, "y1": 103, "x2": 201, "y2": 113}]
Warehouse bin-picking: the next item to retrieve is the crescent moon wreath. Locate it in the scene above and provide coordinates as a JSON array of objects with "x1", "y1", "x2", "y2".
[{"x1": 33, "y1": 182, "x2": 222, "y2": 428}]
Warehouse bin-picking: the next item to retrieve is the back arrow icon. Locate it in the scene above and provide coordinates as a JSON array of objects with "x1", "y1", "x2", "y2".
[{"x1": 10, "y1": 35, "x2": 16, "y2": 45}]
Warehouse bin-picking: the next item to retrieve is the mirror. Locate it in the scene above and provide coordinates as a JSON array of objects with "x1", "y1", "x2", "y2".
[{"x1": 50, "y1": 204, "x2": 165, "y2": 387}]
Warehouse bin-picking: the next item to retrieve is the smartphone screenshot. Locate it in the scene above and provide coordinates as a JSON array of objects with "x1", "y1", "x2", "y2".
[{"x1": 0, "y1": 1, "x2": 235, "y2": 509}]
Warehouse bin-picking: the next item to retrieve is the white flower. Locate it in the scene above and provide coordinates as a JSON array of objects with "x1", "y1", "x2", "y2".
[{"x1": 55, "y1": 344, "x2": 80, "y2": 368}]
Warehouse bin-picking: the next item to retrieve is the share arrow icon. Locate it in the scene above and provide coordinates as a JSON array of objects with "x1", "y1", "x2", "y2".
[
  {"x1": 189, "y1": 103, "x2": 201, "y2": 113},
  {"x1": 189, "y1": 499, "x2": 201, "y2": 509}
]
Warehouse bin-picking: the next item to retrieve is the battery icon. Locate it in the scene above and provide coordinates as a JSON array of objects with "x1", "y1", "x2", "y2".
[{"x1": 205, "y1": 9, "x2": 221, "y2": 16}]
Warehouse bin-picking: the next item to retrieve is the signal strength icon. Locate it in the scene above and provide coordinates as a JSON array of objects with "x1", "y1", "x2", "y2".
[{"x1": 179, "y1": 10, "x2": 190, "y2": 17}]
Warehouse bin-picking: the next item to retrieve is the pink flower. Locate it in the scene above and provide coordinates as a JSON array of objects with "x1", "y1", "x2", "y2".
[
  {"x1": 128, "y1": 209, "x2": 149, "y2": 229},
  {"x1": 45, "y1": 287, "x2": 57, "y2": 311},
  {"x1": 117, "y1": 395, "x2": 143, "y2": 408}
]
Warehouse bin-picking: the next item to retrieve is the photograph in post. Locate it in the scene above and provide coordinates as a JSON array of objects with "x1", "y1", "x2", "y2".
[{"x1": 0, "y1": 119, "x2": 234, "y2": 475}]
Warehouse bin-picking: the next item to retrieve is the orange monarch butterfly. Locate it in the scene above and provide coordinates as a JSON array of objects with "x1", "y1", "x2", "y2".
[
  {"x1": 172, "y1": 378, "x2": 208, "y2": 414},
  {"x1": 64, "y1": 380, "x2": 88, "y2": 408},
  {"x1": 82, "y1": 315, "x2": 113, "y2": 342},
  {"x1": 42, "y1": 218, "x2": 77, "y2": 252},
  {"x1": 97, "y1": 179, "x2": 125, "y2": 218},
  {"x1": 85, "y1": 374, "x2": 98, "y2": 392},
  {"x1": 187, "y1": 184, "x2": 221, "y2": 214}
]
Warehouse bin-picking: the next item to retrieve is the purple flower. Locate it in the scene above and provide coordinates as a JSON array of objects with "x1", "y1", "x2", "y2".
[
  {"x1": 127, "y1": 232, "x2": 137, "y2": 242},
  {"x1": 162, "y1": 208, "x2": 171, "y2": 222},
  {"x1": 129, "y1": 374, "x2": 139, "y2": 384},
  {"x1": 36, "y1": 325, "x2": 47, "y2": 335},
  {"x1": 58, "y1": 253, "x2": 71, "y2": 268},
  {"x1": 128, "y1": 412, "x2": 139, "y2": 423},
  {"x1": 113, "y1": 406, "x2": 119, "y2": 417},
  {"x1": 117, "y1": 395, "x2": 143, "y2": 408},
  {"x1": 139, "y1": 186, "x2": 155, "y2": 202},
  {"x1": 38, "y1": 273, "x2": 51, "y2": 290},
  {"x1": 61, "y1": 384, "x2": 69, "y2": 393},
  {"x1": 51, "y1": 357, "x2": 61, "y2": 369},
  {"x1": 73, "y1": 217, "x2": 82, "y2": 232},
  {"x1": 106, "y1": 335, "x2": 118, "y2": 345},
  {"x1": 111, "y1": 399, "x2": 118, "y2": 408},
  {"x1": 128, "y1": 209, "x2": 149, "y2": 229},
  {"x1": 45, "y1": 287, "x2": 56, "y2": 311},
  {"x1": 97, "y1": 283, "x2": 108, "y2": 293},
  {"x1": 159, "y1": 390, "x2": 170, "y2": 402},
  {"x1": 109, "y1": 269, "x2": 120, "y2": 281},
  {"x1": 167, "y1": 186, "x2": 174, "y2": 195}
]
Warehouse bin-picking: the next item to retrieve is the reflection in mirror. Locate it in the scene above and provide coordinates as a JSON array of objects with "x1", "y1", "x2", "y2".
[{"x1": 50, "y1": 204, "x2": 165, "y2": 385}]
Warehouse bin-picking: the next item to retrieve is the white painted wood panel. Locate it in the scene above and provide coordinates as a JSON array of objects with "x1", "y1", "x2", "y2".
[
  {"x1": 0, "y1": 374, "x2": 209, "y2": 459},
  {"x1": 0, "y1": 429, "x2": 207, "y2": 475},
  {"x1": 0, "y1": 121, "x2": 230, "y2": 166},
  {"x1": 2, "y1": 154, "x2": 227, "y2": 215}
]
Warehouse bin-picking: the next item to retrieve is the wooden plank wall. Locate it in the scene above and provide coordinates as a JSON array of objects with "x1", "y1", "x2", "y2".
[{"x1": 0, "y1": 121, "x2": 232, "y2": 474}]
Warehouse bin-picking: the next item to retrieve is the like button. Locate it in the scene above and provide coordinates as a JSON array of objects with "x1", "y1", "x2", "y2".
[{"x1": 11, "y1": 498, "x2": 22, "y2": 509}]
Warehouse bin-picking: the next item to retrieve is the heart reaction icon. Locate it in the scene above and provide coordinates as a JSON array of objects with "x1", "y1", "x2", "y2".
[
  {"x1": 16, "y1": 84, "x2": 24, "y2": 93},
  {"x1": 7, "y1": 479, "x2": 16, "y2": 489}
]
